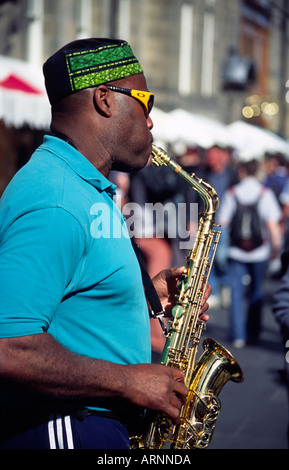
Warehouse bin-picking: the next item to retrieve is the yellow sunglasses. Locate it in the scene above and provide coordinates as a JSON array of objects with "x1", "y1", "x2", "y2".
[{"x1": 106, "y1": 85, "x2": 154, "y2": 117}]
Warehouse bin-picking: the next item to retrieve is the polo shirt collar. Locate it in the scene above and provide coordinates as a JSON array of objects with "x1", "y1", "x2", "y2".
[{"x1": 42, "y1": 135, "x2": 117, "y2": 195}]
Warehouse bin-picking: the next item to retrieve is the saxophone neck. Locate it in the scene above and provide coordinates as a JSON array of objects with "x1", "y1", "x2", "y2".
[{"x1": 151, "y1": 145, "x2": 219, "y2": 216}]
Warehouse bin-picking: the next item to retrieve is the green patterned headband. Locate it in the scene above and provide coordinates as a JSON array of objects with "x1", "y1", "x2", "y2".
[
  {"x1": 66, "y1": 42, "x2": 143, "y2": 93},
  {"x1": 43, "y1": 39, "x2": 144, "y2": 106}
]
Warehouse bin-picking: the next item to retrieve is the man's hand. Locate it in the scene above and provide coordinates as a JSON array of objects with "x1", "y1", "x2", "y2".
[
  {"x1": 122, "y1": 364, "x2": 188, "y2": 422},
  {"x1": 152, "y1": 267, "x2": 212, "y2": 321}
]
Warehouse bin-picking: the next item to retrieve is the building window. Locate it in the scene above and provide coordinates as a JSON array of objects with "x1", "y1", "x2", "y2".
[
  {"x1": 241, "y1": 3, "x2": 269, "y2": 96},
  {"x1": 201, "y1": 10, "x2": 215, "y2": 97},
  {"x1": 76, "y1": 0, "x2": 92, "y2": 39},
  {"x1": 26, "y1": 0, "x2": 44, "y2": 64},
  {"x1": 117, "y1": 0, "x2": 131, "y2": 41},
  {"x1": 178, "y1": 3, "x2": 194, "y2": 96}
]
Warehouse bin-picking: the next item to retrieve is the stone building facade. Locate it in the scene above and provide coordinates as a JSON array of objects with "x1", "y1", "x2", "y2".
[{"x1": 0, "y1": 0, "x2": 289, "y2": 133}]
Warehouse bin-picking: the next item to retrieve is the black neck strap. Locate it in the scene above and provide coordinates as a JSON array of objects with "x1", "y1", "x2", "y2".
[
  {"x1": 51, "y1": 130, "x2": 78, "y2": 150},
  {"x1": 131, "y1": 238, "x2": 167, "y2": 334}
]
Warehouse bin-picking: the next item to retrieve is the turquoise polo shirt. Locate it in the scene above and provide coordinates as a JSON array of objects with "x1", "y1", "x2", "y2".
[{"x1": 0, "y1": 135, "x2": 151, "y2": 368}]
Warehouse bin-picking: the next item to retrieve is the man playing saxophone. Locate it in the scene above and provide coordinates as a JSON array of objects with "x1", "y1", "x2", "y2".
[{"x1": 0, "y1": 38, "x2": 211, "y2": 450}]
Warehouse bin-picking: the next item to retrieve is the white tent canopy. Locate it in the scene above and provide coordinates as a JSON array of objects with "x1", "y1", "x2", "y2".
[
  {"x1": 151, "y1": 107, "x2": 289, "y2": 160},
  {"x1": 0, "y1": 55, "x2": 50, "y2": 129},
  {"x1": 151, "y1": 107, "x2": 229, "y2": 149},
  {"x1": 168, "y1": 109, "x2": 230, "y2": 149},
  {"x1": 226, "y1": 120, "x2": 289, "y2": 160}
]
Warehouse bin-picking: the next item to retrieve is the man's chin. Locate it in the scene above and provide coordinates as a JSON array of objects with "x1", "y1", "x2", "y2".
[
  {"x1": 111, "y1": 163, "x2": 145, "y2": 173},
  {"x1": 111, "y1": 153, "x2": 152, "y2": 173}
]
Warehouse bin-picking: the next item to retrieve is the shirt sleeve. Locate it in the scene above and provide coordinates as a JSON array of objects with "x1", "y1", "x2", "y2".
[
  {"x1": 0, "y1": 207, "x2": 86, "y2": 338},
  {"x1": 260, "y1": 188, "x2": 282, "y2": 222}
]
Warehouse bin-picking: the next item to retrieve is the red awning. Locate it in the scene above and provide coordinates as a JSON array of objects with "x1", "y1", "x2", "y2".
[
  {"x1": 0, "y1": 73, "x2": 43, "y2": 95},
  {"x1": 0, "y1": 55, "x2": 50, "y2": 129}
]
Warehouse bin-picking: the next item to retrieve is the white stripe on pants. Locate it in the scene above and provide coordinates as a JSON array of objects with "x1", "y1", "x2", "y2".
[{"x1": 48, "y1": 415, "x2": 74, "y2": 449}]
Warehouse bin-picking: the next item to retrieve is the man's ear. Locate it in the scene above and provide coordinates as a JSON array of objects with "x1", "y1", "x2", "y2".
[{"x1": 93, "y1": 86, "x2": 112, "y2": 117}]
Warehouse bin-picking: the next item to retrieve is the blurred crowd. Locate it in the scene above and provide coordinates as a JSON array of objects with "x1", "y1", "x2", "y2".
[{"x1": 111, "y1": 144, "x2": 289, "y2": 359}]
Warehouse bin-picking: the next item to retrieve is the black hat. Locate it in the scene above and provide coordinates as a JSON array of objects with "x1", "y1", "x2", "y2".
[{"x1": 43, "y1": 38, "x2": 143, "y2": 106}]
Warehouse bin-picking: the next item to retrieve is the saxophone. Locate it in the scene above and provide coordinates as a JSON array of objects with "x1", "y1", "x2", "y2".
[{"x1": 130, "y1": 145, "x2": 244, "y2": 449}]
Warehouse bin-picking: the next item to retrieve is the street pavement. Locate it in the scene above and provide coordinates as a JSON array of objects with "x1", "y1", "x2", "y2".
[{"x1": 203, "y1": 277, "x2": 288, "y2": 450}]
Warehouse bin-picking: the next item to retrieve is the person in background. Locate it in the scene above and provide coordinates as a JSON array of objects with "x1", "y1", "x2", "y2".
[
  {"x1": 128, "y1": 161, "x2": 177, "y2": 362},
  {"x1": 262, "y1": 153, "x2": 289, "y2": 277},
  {"x1": 129, "y1": 144, "x2": 205, "y2": 362},
  {"x1": 263, "y1": 152, "x2": 289, "y2": 207},
  {"x1": 219, "y1": 159, "x2": 282, "y2": 348},
  {"x1": 203, "y1": 144, "x2": 238, "y2": 308}
]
